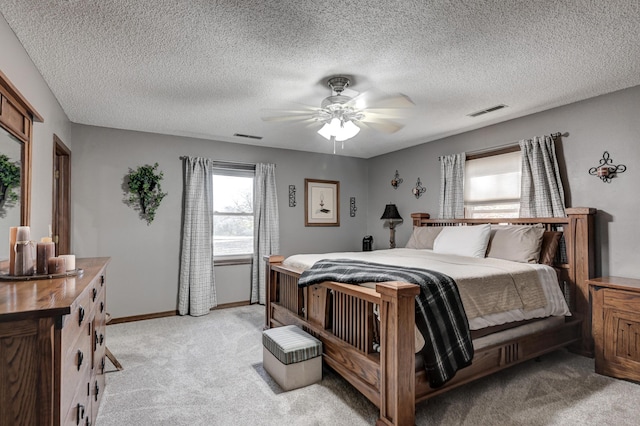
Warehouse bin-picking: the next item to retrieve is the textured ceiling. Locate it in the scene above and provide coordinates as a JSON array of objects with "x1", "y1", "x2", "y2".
[{"x1": 2, "y1": 1, "x2": 640, "y2": 158}]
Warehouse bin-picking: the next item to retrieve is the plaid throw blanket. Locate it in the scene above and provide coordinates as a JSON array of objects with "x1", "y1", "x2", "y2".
[{"x1": 298, "y1": 259, "x2": 474, "y2": 388}]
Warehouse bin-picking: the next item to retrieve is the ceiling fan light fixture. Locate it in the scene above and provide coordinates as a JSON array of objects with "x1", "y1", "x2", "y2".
[{"x1": 317, "y1": 117, "x2": 360, "y2": 142}]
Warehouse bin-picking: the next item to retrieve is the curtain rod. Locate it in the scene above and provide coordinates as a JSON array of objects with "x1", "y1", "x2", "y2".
[
  {"x1": 178, "y1": 156, "x2": 260, "y2": 168},
  {"x1": 461, "y1": 132, "x2": 563, "y2": 158}
]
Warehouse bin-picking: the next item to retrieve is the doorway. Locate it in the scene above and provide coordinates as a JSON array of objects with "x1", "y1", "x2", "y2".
[{"x1": 53, "y1": 134, "x2": 71, "y2": 255}]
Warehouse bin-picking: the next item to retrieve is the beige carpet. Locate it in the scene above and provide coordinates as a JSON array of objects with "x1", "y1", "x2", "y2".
[{"x1": 97, "y1": 305, "x2": 640, "y2": 425}]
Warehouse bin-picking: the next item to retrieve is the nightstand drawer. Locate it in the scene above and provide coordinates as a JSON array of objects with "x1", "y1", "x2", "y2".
[{"x1": 603, "y1": 288, "x2": 640, "y2": 312}]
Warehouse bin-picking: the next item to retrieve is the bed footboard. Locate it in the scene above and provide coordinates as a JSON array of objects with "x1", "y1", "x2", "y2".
[{"x1": 265, "y1": 255, "x2": 419, "y2": 426}]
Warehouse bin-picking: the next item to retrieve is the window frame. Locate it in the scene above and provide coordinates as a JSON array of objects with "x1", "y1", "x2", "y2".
[
  {"x1": 211, "y1": 164, "x2": 255, "y2": 262},
  {"x1": 464, "y1": 145, "x2": 522, "y2": 219}
]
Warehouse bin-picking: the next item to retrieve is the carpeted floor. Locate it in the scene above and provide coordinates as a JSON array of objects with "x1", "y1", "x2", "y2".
[{"x1": 96, "y1": 305, "x2": 640, "y2": 425}]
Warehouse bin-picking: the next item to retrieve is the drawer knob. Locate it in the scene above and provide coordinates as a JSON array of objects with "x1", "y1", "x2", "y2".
[
  {"x1": 77, "y1": 350, "x2": 83, "y2": 370},
  {"x1": 92, "y1": 287, "x2": 97, "y2": 301},
  {"x1": 78, "y1": 306, "x2": 85, "y2": 325},
  {"x1": 76, "y1": 403, "x2": 85, "y2": 425}
]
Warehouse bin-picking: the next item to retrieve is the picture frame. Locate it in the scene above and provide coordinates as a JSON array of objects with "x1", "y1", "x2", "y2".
[{"x1": 304, "y1": 178, "x2": 340, "y2": 226}]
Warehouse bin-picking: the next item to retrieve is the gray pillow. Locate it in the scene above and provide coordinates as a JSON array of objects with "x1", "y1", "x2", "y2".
[
  {"x1": 405, "y1": 226, "x2": 443, "y2": 249},
  {"x1": 486, "y1": 225, "x2": 545, "y2": 263}
]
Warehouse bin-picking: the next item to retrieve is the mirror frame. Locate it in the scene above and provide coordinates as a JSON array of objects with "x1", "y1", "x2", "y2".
[{"x1": 0, "y1": 69, "x2": 44, "y2": 226}]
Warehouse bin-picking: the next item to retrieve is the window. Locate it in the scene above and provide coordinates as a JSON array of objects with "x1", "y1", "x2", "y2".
[
  {"x1": 464, "y1": 150, "x2": 521, "y2": 218},
  {"x1": 212, "y1": 168, "x2": 254, "y2": 257}
]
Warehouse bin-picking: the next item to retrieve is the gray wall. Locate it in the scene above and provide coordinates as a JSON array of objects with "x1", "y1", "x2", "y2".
[
  {"x1": 71, "y1": 124, "x2": 369, "y2": 317},
  {"x1": 368, "y1": 86, "x2": 640, "y2": 280}
]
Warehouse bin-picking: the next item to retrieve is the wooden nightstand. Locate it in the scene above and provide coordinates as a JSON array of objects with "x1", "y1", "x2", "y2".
[{"x1": 589, "y1": 276, "x2": 640, "y2": 382}]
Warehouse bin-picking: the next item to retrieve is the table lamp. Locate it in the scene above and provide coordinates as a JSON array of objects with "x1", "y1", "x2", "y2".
[{"x1": 380, "y1": 204, "x2": 403, "y2": 248}]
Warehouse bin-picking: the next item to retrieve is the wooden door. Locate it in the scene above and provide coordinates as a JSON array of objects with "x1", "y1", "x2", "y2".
[{"x1": 53, "y1": 135, "x2": 71, "y2": 255}]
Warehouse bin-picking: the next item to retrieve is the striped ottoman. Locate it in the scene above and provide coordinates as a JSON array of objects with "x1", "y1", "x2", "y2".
[{"x1": 262, "y1": 325, "x2": 322, "y2": 391}]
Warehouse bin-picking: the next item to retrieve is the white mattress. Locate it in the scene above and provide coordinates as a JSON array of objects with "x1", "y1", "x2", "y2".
[{"x1": 283, "y1": 248, "x2": 570, "y2": 331}]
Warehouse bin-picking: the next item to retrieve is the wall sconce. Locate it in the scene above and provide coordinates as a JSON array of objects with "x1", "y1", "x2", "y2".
[
  {"x1": 350, "y1": 197, "x2": 357, "y2": 217},
  {"x1": 412, "y1": 178, "x2": 426, "y2": 199},
  {"x1": 391, "y1": 170, "x2": 403, "y2": 189},
  {"x1": 588, "y1": 151, "x2": 626, "y2": 183},
  {"x1": 380, "y1": 204, "x2": 403, "y2": 249},
  {"x1": 288, "y1": 185, "x2": 296, "y2": 207}
]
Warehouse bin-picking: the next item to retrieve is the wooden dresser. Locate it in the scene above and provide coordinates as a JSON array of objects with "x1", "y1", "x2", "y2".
[
  {"x1": 0, "y1": 257, "x2": 110, "y2": 426},
  {"x1": 589, "y1": 276, "x2": 640, "y2": 382}
]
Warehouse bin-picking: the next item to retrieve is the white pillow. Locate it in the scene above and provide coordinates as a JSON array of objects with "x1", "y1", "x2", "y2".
[{"x1": 433, "y1": 224, "x2": 492, "y2": 258}]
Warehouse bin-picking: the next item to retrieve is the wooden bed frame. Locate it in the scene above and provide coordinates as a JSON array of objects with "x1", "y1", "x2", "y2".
[{"x1": 265, "y1": 208, "x2": 595, "y2": 425}]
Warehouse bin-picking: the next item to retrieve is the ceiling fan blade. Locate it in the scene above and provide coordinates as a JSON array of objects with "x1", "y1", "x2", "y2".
[
  {"x1": 346, "y1": 89, "x2": 415, "y2": 110},
  {"x1": 260, "y1": 107, "x2": 318, "y2": 123},
  {"x1": 358, "y1": 118, "x2": 404, "y2": 134}
]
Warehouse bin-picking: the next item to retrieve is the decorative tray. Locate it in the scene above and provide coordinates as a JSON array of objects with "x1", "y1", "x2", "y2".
[{"x1": 0, "y1": 268, "x2": 84, "y2": 281}]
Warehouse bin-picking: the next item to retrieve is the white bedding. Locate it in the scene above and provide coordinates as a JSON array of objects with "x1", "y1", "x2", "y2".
[{"x1": 283, "y1": 248, "x2": 570, "y2": 331}]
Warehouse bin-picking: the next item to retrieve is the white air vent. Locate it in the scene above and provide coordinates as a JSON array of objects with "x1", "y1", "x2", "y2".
[
  {"x1": 233, "y1": 133, "x2": 263, "y2": 140},
  {"x1": 467, "y1": 104, "x2": 508, "y2": 118}
]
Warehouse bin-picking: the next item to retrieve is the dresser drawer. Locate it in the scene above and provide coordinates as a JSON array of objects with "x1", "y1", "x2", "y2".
[
  {"x1": 61, "y1": 287, "x2": 95, "y2": 353},
  {"x1": 61, "y1": 320, "x2": 93, "y2": 415},
  {"x1": 61, "y1": 383, "x2": 92, "y2": 426}
]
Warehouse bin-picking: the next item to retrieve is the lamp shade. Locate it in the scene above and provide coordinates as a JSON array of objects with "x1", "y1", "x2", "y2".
[{"x1": 380, "y1": 204, "x2": 402, "y2": 221}]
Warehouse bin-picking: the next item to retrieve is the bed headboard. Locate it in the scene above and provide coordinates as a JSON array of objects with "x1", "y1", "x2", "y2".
[{"x1": 410, "y1": 207, "x2": 596, "y2": 356}]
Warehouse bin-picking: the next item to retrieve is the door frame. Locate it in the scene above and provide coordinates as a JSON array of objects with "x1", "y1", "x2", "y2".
[{"x1": 52, "y1": 134, "x2": 71, "y2": 255}]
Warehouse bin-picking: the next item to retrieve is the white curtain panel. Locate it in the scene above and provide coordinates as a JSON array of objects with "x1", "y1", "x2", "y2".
[
  {"x1": 178, "y1": 157, "x2": 216, "y2": 316},
  {"x1": 252, "y1": 163, "x2": 280, "y2": 304},
  {"x1": 519, "y1": 136, "x2": 566, "y2": 218},
  {"x1": 438, "y1": 153, "x2": 466, "y2": 219}
]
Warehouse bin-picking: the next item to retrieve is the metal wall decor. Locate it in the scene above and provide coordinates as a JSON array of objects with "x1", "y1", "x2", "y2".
[
  {"x1": 350, "y1": 197, "x2": 357, "y2": 217},
  {"x1": 288, "y1": 185, "x2": 296, "y2": 207},
  {"x1": 588, "y1": 151, "x2": 626, "y2": 183},
  {"x1": 412, "y1": 178, "x2": 426, "y2": 199},
  {"x1": 391, "y1": 170, "x2": 403, "y2": 189}
]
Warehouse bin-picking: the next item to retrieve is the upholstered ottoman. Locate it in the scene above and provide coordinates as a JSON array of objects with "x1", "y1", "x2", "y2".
[{"x1": 262, "y1": 325, "x2": 322, "y2": 391}]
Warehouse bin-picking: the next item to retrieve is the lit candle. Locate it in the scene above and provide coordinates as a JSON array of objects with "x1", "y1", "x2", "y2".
[
  {"x1": 9, "y1": 226, "x2": 17, "y2": 275},
  {"x1": 48, "y1": 257, "x2": 66, "y2": 275},
  {"x1": 36, "y1": 242, "x2": 56, "y2": 274},
  {"x1": 58, "y1": 254, "x2": 76, "y2": 271}
]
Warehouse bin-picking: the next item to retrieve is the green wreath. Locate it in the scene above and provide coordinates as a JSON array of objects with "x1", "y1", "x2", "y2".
[{"x1": 124, "y1": 163, "x2": 167, "y2": 225}]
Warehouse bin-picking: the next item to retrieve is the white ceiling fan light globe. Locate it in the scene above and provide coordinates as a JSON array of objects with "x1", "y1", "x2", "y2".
[
  {"x1": 336, "y1": 119, "x2": 360, "y2": 141},
  {"x1": 317, "y1": 118, "x2": 342, "y2": 140},
  {"x1": 317, "y1": 117, "x2": 361, "y2": 142}
]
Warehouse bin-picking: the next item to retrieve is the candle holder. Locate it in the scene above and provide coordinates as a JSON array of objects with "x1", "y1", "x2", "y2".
[
  {"x1": 412, "y1": 178, "x2": 426, "y2": 199},
  {"x1": 588, "y1": 151, "x2": 626, "y2": 183},
  {"x1": 391, "y1": 170, "x2": 403, "y2": 189}
]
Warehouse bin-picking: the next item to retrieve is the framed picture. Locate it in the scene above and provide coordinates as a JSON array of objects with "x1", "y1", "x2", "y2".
[{"x1": 305, "y1": 178, "x2": 340, "y2": 226}]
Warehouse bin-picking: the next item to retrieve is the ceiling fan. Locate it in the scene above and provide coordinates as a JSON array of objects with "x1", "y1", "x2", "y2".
[{"x1": 261, "y1": 76, "x2": 415, "y2": 153}]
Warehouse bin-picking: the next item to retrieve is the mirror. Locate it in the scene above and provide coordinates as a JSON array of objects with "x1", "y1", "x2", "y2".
[
  {"x1": 0, "y1": 126, "x2": 22, "y2": 259},
  {"x1": 0, "y1": 69, "x2": 41, "y2": 264}
]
